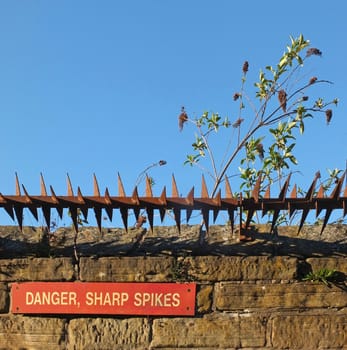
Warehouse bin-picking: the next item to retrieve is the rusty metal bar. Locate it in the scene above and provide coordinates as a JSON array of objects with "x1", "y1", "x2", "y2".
[{"x1": 0, "y1": 173, "x2": 346, "y2": 234}]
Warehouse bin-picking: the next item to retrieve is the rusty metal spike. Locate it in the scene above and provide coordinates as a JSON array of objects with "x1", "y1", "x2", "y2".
[
  {"x1": 15, "y1": 173, "x2": 21, "y2": 196},
  {"x1": 270, "y1": 211, "x2": 280, "y2": 233},
  {"x1": 279, "y1": 174, "x2": 291, "y2": 200},
  {"x1": 14, "y1": 206, "x2": 23, "y2": 231},
  {"x1": 50, "y1": 185, "x2": 59, "y2": 203},
  {"x1": 201, "y1": 175, "x2": 209, "y2": 198},
  {"x1": 227, "y1": 208, "x2": 235, "y2": 234},
  {"x1": 21, "y1": 185, "x2": 38, "y2": 221},
  {"x1": 42, "y1": 206, "x2": 51, "y2": 229},
  {"x1": 213, "y1": 190, "x2": 221, "y2": 222},
  {"x1": 120, "y1": 208, "x2": 128, "y2": 231},
  {"x1": 298, "y1": 209, "x2": 310, "y2": 233},
  {"x1": 320, "y1": 172, "x2": 346, "y2": 234},
  {"x1": 290, "y1": 184, "x2": 297, "y2": 198},
  {"x1": 77, "y1": 187, "x2": 88, "y2": 221},
  {"x1": 173, "y1": 208, "x2": 181, "y2": 233},
  {"x1": 245, "y1": 209, "x2": 254, "y2": 230},
  {"x1": 94, "y1": 207, "x2": 102, "y2": 233},
  {"x1": 264, "y1": 186, "x2": 270, "y2": 199},
  {"x1": 69, "y1": 206, "x2": 79, "y2": 233},
  {"x1": 77, "y1": 187, "x2": 84, "y2": 203},
  {"x1": 214, "y1": 189, "x2": 222, "y2": 206},
  {"x1": 315, "y1": 184, "x2": 325, "y2": 218},
  {"x1": 146, "y1": 207, "x2": 154, "y2": 231},
  {"x1": 225, "y1": 176, "x2": 233, "y2": 198},
  {"x1": 186, "y1": 187, "x2": 194, "y2": 205},
  {"x1": 132, "y1": 187, "x2": 140, "y2": 205},
  {"x1": 329, "y1": 172, "x2": 345, "y2": 199},
  {"x1": 159, "y1": 208, "x2": 166, "y2": 222},
  {"x1": 40, "y1": 173, "x2": 48, "y2": 196},
  {"x1": 305, "y1": 173, "x2": 319, "y2": 200},
  {"x1": 269, "y1": 175, "x2": 291, "y2": 233},
  {"x1": 21, "y1": 185, "x2": 31, "y2": 203},
  {"x1": 117, "y1": 173, "x2": 126, "y2": 197},
  {"x1": 202, "y1": 209, "x2": 209, "y2": 233},
  {"x1": 160, "y1": 187, "x2": 167, "y2": 205},
  {"x1": 104, "y1": 188, "x2": 112, "y2": 205},
  {"x1": 104, "y1": 188, "x2": 113, "y2": 221},
  {"x1": 252, "y1": 175, "x2": 262, "y2": 202},
  {"x1": 66, "y1": 174, "x2": 74, "y2": 196},
  {"x1": 320, "y1": 208, "x2": 333, "y2": 235},
  {"x1": 296, "y1": 173, "x2": 320, "y2": 232},
  {"x1": 186, "y1": 208, "x2": 193, "y2": 223},
  {"x1": 133, "y1": 208, "x2": 140, "y2": 223},
  {"x1": 93, "y1": 174, "x2": 100, "y2": 196},
  {"x1": 172, "y1": 174, "x2": 179, "y2": 197},
  {"x1": 50, "y1": 186, "x2": 63, "y2": 218},
  {"x1": 1, "y1": 199, "x2": 15, "y2": 220},
  {"x1": 317, "y1": 185, "x2": 325, "y2": 198},
  {"x1": 145, "y1": 176, "x2": 153, "y2": 197},
  {"x1": 213, "y1": 209, "x2": 219, "y2": 223}
]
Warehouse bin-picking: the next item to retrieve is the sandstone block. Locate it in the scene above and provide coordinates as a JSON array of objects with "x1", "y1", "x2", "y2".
[
  {"x1": 270, "y1": 312, "x2": 347, "y2": 349},
  {"x1": 0, "y1": 258, "x2": 75, "y2": 281},
  {"x1": 66, "y1": 317, "x2": 150, "y2": 350},
  {"x1": 151, "y1": 313, "x2": 266, "y2": 348},
  {"x1": 0, "y1": 283, "x2": 9, "y2": 313},
  {"x1": 196, "y1": 284, "x2": 213, "y2": 313},
  {"x1": 306, "y1": 257, "x2": 347, "y2": 274},
  {"x1": 215, "y1": 282, "x2": 347, "y2": 310},
  {"x1": 0, "y1": 315, "x2": 66, "y2": 350},
  {"x1": 184, "y1": 256, "x2": 297, "y2": 282},
  {"x1": 79, "y1": 256, "x2": 175, "y2": 282}
]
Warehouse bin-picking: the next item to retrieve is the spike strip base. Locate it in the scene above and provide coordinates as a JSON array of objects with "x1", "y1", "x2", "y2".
[{"x1": 0, "y1": 173, "x2": 346, "y2": 234}]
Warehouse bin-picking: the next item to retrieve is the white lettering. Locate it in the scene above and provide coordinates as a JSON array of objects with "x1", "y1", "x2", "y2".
[
  {"x1": 25, "y1": 291, "x2": 77, "y2": 305},
  {"x1": 85, "y1": 292, "x2": 129, "y2": 306},
  {"x1": 133, "y1": 292, "x2": 181, "y2": 307}
]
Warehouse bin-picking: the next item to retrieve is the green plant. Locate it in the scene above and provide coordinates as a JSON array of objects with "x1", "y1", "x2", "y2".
[
  {"x1": 302, "y1": 268, "x2": 339, "y2": 286},
  {"x1": 179, "y1": 34, "x2": 338, "y2": 227}
]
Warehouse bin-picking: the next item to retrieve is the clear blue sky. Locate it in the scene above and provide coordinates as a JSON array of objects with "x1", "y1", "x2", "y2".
[{"x1": 0, "y1": 1, "x2": 346, "y2": 227}]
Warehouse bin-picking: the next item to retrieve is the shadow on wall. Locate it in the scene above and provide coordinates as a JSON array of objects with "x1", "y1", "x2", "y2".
[{"x1": 0, "y1": 224, "x2": 346, "y2": 259}]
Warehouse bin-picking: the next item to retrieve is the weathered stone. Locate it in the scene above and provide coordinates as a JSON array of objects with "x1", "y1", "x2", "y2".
[
  {"x1": 306, "y1": 257, "x2": 347, "y2": 274},
  {"x1": 215, "y1": 282, "x2": 347, "y2": 310},
  {"x1": 66, "y1": 318, "x2": 150, "y2": 350},
  {"x1": 79, "y1": 256, "x2": 175, "y2": 281},
  {"x1": 151, "y1": 313, "x2": 266, "y2": 348},
  {"x1": 0, "y1": 315, "x2": 66, "y2": 350},
  {"x1": 184, "y1": 256, "x2": 297, "y2": 281},
  {"x1": 270, "y1": 311, "x2": 347, "y2": 349},
  {"x1": 0, "y1": 283, "x2": 9, "y2": 313},
  {"x1": 196, "y1": 284, "x2": 213, "y2": 313},
  {"x1": 0, "y1": 258, "x2": 75, "y2": 281}
]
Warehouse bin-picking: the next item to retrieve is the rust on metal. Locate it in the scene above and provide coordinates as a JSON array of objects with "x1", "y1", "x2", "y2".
[{"x1": 0, "y1": 172, "x2": 346, "y2": 234}]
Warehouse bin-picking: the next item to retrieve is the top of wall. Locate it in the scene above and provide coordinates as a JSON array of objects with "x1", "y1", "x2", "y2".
[{"x1": 0, "y1": 224, "x2": 346, "y2": 259}]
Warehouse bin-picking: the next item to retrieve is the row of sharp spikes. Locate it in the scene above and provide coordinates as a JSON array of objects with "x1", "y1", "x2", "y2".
[{"x1": 0, "y1": 172, "x2": 346, "y2": 234}]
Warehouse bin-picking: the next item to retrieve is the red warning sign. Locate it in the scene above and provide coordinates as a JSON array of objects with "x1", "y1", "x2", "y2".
[{"x1": 11, "y1": 282, "x2": 196, "y2": 316}]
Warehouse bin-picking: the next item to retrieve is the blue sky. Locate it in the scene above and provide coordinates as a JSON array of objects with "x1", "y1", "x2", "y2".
[{"x1": 0, "y1": 1, "x2": 346, "y2": 227}]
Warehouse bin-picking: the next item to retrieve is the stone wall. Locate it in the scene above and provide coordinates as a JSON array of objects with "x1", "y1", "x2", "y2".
[{"x1": 0, "y1": 225, "x2": 346, "y2": 349}]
